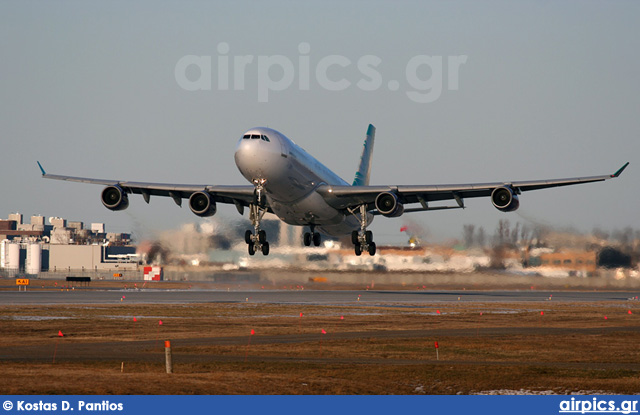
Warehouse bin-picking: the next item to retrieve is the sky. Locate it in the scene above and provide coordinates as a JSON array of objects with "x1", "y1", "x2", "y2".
[{"x1": 1, "y1": 0, "x2": 639, "y2": 245}]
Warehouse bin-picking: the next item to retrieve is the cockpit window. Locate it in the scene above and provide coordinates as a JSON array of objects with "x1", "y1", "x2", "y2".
[{"x1": 243, "y1": 133, "x2": 270, "y2": 142}]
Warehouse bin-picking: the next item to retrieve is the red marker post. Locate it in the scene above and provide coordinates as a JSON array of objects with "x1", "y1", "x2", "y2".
[
  {"x1": 53, "y1": 330, "x2": 64, "y2": 364},
  {"x1": 156, "y1": 320, "x2": 163, "y2": 351},
  {"x1": 244, "y1": 329, "x2": 255, "y2": 362},
  {"x1": 435, "y1": 341, "x2": 439, "y2": 361},
  {"x1": 132, "y1": 317, "x2": 138, "y2": 339},
  {"x1": 165, "y1": 341, "x2": 173, "y2": 374},
  {"x1": 320, "y1": 329, "x2": 327, "y2": 358}
]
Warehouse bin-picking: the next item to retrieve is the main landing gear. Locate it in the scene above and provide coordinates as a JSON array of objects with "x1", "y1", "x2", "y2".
[
  {"x1": 303, "y1": 225, "x2": 322, "y2": 247},
  {"x1": 245, "y1": 179, "x2": 270, "y2": 256},
  {"x1": 348, "y1": 205, "x2": 376, "y2": 256}
]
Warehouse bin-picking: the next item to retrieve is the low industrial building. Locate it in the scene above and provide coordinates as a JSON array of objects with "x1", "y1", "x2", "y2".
[
  {"x1": 0, "y1": 213, "x2": 137, "y2": 277},
  {"x1": 536, "y1": 251, "x2": 598, "y2": 273}
]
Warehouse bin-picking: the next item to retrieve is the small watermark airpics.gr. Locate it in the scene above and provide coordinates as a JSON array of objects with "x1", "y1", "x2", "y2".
[
  {"x1": 174, "y1": 42, "x2": 467, "y2": 103},
  {"x1": 559, "y1": 398, "x2": 639, "y2": 415}
]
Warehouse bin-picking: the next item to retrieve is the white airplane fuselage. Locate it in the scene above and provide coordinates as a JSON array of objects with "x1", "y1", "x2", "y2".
[{"x1": 234, "y1": 127, "x2": 367, "y2": 236}]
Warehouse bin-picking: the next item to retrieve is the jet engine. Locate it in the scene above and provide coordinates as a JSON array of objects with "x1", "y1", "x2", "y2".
[
  {"x1": 189, "y1": 191, "x2": 217, "y2": 217},
  {"x1": 491, "y1": 186, "x2": 520, "y2": 212},
  {"x1": 101, "y1": 185, "x2": 129, "y2": 211},
  {"x1": 375, "y1": 192, "x2": 404, "y2": 217}
]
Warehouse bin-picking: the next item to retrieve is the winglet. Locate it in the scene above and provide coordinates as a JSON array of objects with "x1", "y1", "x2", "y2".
[
  {"x1": 37, "y1": 161, "x2": 46, "y2": 176},
  {"x1": 611, "y1": 162, "x2": 629, "y2": 178}
]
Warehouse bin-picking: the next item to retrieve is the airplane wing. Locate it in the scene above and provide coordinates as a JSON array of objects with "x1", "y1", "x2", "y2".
[
  {"x1": 316, "y1": 162, "x2": 629, "y2": 214},
  {"x1": 37, "y1": 162, "x2": 257, "y2": 214}
]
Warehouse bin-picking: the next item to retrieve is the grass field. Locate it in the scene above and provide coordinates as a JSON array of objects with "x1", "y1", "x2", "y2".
[{"x1": 1, "y1": 291, "x2": 640, "y2": 395}]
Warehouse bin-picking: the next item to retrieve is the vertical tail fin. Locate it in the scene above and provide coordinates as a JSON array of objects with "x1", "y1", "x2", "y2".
[{"x1": 352, "y1": 124, "x2": 376, "y2": 186}]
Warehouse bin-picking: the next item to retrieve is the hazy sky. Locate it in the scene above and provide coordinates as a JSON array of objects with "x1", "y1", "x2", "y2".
[{"x1": 1, "y1": 1, "x2": 638, "y2": 245}]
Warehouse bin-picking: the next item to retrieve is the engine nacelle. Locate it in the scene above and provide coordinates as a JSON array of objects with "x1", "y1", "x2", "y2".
[
  {"x1": 375, "y1": 192, "x2": 405, "y2": 217},
  {"x1": 491, "y1": 186, "x2": 520, "y2": 212},
  {"x1": 101, "y1": 185, "x2": 129, "y2": 211},
  {"x1": 189, "y1": 191, "x2": 217, "y2": 217}
]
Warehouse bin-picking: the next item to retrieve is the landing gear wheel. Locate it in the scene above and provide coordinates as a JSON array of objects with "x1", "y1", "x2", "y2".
[
  {"x1": 245, "y1": 230, "x2": 253, "y2": 244},
  {"x1": 261, "y1": 242, "x2": 270, "y2": 255},
  {"x1": 368, "y1": 242, "x2": 377, "y2": 256},
  {"x1": 258, "y1": 230, "x2": 267, "y2": 244},
  {"x1": 347, "y1": 204, "x2": 378, "y2": 256},
  {"x1": 313, "y1": 232, "x2": 321, "y2": 247},
  {"x1": 248, "y1": 243, "x2": 256, "y2": 256},
  {"x1": 303, "y1": 232, "x2": 312, "y2": 247},
  {"x1": 365, "y1": 230, "x2": 373, "y2": 244},
  {"x1": 351, "y1": 231, "x2": 359, "y2": 245}
]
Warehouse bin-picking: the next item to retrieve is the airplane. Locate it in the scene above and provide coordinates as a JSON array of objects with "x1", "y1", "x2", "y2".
[{"x1": 37, "y1": 124, "x2": 628, "y2": 256}]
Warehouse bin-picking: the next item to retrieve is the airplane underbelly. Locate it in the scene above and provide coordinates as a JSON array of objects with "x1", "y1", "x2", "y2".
[
  {"x1": 269, "y1": 191, "x2": 344, "y2": 228},
  {"x1": 316, "y1": 215, "x2": 366, "y2": 237},
  {"x1": 268, "y1": 191, "x2": 373, "y2": 237}
]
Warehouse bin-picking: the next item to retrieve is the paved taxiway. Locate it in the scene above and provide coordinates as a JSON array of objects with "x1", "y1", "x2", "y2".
[{"x1": 0, "y1": 289, "x2": 637, "y2": 305}]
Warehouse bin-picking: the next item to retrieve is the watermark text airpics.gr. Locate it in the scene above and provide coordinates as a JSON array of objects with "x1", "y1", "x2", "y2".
[{"x1": 175, "y1": 43, "x2": 467, "y2": 103}]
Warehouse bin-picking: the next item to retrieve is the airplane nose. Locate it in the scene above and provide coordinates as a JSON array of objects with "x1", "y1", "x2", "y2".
[
  {"x1": 234, "y1": 138, "x2": 254, "y2": 177},
  {"x1": 234, "y1": 135, "x2": 286, "y2": 182}
]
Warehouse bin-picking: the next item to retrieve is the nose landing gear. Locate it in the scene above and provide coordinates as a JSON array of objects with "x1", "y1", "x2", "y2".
[{"x1": 245, "y1": 179, "x2": 270, "y2": 256}]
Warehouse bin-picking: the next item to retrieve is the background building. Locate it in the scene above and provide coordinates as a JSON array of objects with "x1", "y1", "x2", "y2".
[{"x1": 0, "y1": 213, "x2": 137, "y2": 277}]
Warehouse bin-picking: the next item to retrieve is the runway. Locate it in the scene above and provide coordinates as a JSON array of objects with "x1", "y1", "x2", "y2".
[{"x1": 0, "y1": 288, "x2": 637, "y2": 305}]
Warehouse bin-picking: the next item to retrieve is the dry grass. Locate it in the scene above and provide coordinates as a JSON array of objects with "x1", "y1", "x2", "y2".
[{"x1": 1, "y1": 300, "x2": 640, "y2": 394}]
